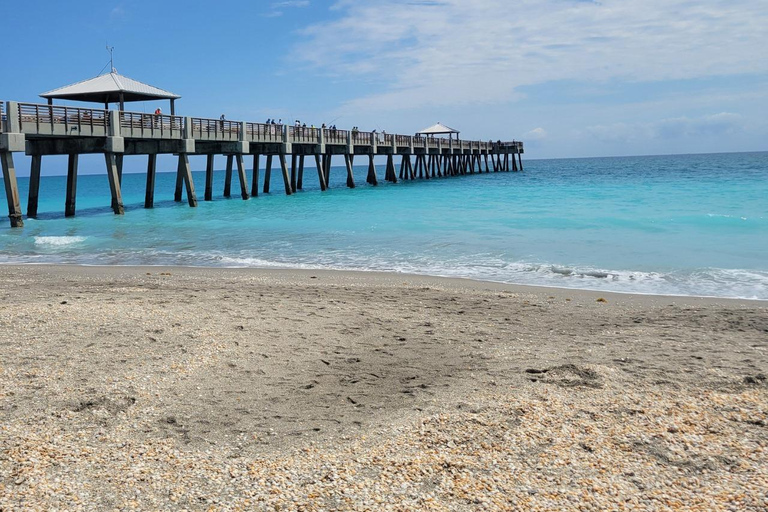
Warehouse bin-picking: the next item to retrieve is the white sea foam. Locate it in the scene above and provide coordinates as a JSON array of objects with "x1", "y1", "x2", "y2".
[{"x1": 34, "y1": 236, "x2": 87, "y2": 247}]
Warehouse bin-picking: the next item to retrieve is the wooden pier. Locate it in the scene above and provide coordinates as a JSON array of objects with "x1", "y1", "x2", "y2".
[{"x1": 0, "y1": 100, "x2": 524, "y2": 228}]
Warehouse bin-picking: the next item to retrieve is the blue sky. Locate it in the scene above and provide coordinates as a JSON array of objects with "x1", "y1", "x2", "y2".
[{"x1": 2, "y1": 0, "x2": 766, "y2": 168}]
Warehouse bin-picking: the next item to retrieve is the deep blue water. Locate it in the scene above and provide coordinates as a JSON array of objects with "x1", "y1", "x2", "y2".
[{"x1": 1, "y1": 152, "x2": 766, "y2": 299}]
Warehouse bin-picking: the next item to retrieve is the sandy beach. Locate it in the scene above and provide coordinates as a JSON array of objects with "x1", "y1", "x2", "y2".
[{"x1": 0, "y1": 264, "x2": 766, "y2": 510}]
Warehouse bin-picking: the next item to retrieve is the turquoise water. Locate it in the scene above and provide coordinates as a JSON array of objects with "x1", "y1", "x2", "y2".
[{"x1": 1, "y1": 152, "x2": 766, "y2": 299}]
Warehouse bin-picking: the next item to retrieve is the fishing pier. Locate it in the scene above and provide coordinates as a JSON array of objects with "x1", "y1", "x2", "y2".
[{"x1": 1, "y1": 92, "x2": 523, "y2": 228}]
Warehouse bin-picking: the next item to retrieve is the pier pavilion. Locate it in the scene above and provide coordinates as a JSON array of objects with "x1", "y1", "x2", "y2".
[{"x1": 1, "y1": 95, "x2": 523, "y2": 228}]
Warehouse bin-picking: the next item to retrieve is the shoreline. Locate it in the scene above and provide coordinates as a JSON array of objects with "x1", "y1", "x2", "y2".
[
  {"x1": 2, "y1": 262, "x2": 765, "y2": 305},
  {"x1": 1, "y1": 263, "x2": 766, "y2": 509}
]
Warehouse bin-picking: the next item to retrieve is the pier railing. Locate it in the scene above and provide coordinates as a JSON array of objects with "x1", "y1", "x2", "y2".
[
  {"x1": 4, "y1": 100, "x2": 524, "y2": 154},
  {"x1": 247, "y1": 122, "x2": 283, "y2": 143},
  {"x1": 18, "y1": 102, "x2": 109, "y2": 137},
  {"x1": 120, "y1": 111, "x2": 183, "y2": 139},
  {"x1": 289, "y1": 126, "x2": 320, "y2": 144},
  {"x1": 352, "y1": 131, "x2": 372, "y2": 145},
  {"x1": 324, "y1": 128, "x2": 348, "y2": 145},
  {"x1": 190, "y1": 117, "x2": 241, "y2": 141}
]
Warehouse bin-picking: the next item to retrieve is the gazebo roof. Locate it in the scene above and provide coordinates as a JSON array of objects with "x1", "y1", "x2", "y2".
[
  {"x1": 416, "y1": 122, "x2": 459, "y2": 135},
  {"x1": 40, "y1": 71, "x2": 181, "y2": 103}
]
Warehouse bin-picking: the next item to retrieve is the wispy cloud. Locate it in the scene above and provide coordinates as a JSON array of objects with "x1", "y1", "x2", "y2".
[
  {"x1": 583, "y1": 112, "x2": 745, "y2": 143},
  {"x1": 265, "y1": 0, "x2": 310, "y2": 17},
  {"x1": 109, "y1": 5, "x2": 125, "y2": 20},
  {"x1": 292, "y1": 0, "x2": 768, "y2": 113}
]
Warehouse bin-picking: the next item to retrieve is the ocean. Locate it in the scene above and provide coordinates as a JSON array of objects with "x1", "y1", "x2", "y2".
[{"x1": 1, "y1": 151, "x2": 766, "y2": 300}]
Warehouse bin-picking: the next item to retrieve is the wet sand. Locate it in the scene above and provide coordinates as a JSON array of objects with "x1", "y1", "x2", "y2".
[{"x1": 1, "y1": 265, "x2": 766, "y2": 510}]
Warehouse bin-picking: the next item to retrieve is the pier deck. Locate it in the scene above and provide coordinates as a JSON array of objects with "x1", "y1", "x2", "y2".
[{"x1": 1, "y1": 101, "x2": 524, "y2": 227}]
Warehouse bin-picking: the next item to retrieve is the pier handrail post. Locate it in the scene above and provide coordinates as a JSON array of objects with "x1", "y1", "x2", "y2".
[
  {"x1": 371, "y1": 131, "x2": 377, "y2": 153},
  {"x1": 1, "y1": 102, "x2": 25, "y2": 227},
  {"x1": 409, "y1": 136, "x2": 414, "y2": 154},
  {"x1": 347, "y1": 130, "x2": 353, "y2": 155},
  {"x1": 6, "y1": 101, "x2": 21, "y2": 133},
  {"x1": 282, "y1": 123, "x2": 292, "y2": 155},
  {"x1": 237, "y1": 121, "x2": 249, "y2": 154},
  {"x1": 318, "y1": 126, "x2": 325, "y2": 155}
]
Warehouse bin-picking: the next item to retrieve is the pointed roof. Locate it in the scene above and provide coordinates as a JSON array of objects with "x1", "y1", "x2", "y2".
[
  {"x1": 416, "y1": 122, "x2": 459, "y2": 135},
  {"x1": 40, "y1": 71, "x2": 180, "y2": 103}
]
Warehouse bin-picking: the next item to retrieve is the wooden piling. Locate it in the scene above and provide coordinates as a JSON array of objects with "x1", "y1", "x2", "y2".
[
  {"x1": 399, "y1": 155, "x2": 405, "y2": 180},
  {"x1": 263, "y1": 155, "x2": 273, "y2": 194},
  {"x1": 205, "y1": 154, "x2": 214, "y2": 201},
  {"x1": 324, "y1": 154, "x2": 332, "y2": 186},
  {"x1": 224, "y1": 155, "x2": 234, "y2": 197},
  {"x1": 314, "y1": 154, "x2": 327, "y2": 191},
  {"x1": 177, "y1": 153, "x2": 198, "y2": 207},
  {"x1": 251, "y1": 154, "x2": 260, "y2": 197},
  {"x1": 235, "y1": 154, "x2": 249, "y2": 200},
  {"x1": 290, "y1": 153, "x2": 297, "y2": 193},
  {"x1": 511, "y1": 152, "x2": 518, "y2": 172},
  {"x1": 297, "y1": 154, "x2": 305, "y2": 190},
  {"x1": 27, "y1": 154, "x2": 42, "y2": 218},
  {"x1": 116, "y1": 154, "x2": 123, "y2": 186},
  {"x1": 145, "y1": 154, "x2": 157, "y2": 208},
  {"x1": 65, "y1": 153, "x2": 78, "y2": 217},
  {"x1": 386, "y1": 154, "x2": 397, "y2": 183},
  {"x1": 174, "y1": 162, "x2": 184, "y2": 202},
  {"x1": 104, "y1": 153, "x2": 125, "y2": 214},
  {"x1": 110, "y1": 154, "x2": 124, "y2": 212},
  {"x1": 279, "y1": 153, "x2": 292, "y2": 195},
  {"x1": 0, "y1": 152, "x2": 24, "y2": 227},
  {"x1": 518, "y1": 152, "x2": 523, "y2": 171},
  {"x1": 366, "y1": 154, "x2": 378, "y2": 185},
  {"x1": 344, "y1": 153, "x2": 355, "y2": 188}
]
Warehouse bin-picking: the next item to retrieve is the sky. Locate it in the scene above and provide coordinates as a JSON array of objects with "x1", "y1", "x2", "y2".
[{"x1": 1, "y1": 0, "x2": 766, "y2": 171}]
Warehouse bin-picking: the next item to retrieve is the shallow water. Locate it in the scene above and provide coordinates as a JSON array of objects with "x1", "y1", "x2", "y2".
[{"x1": 1, "y1": 151, "x2": 766, "y2": 299}]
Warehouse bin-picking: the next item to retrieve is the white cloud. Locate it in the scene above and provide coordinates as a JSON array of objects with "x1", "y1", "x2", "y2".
[
  {"x1": 273, "y1": 0, "x2": 310, "y2": 7},
  {"x1": 265, "y1": 0, "x2": 310, "y2": 17},
  {"x1": 584, "y1": 112, "x2": 745, "y2": 143},
  {"x1": 293, "y1": 0, "x2": 767, "y2": 113},
  {"x1": 525, "y1": 127, "x2": 547, "y2": 140}
]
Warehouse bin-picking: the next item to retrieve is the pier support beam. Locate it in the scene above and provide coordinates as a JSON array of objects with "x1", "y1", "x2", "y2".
[
  {"x1": 297, "y1": 155, "x2": 305, "y2": 190},
  {"x1": 235, "y1": 154, "x2": 249, "y2": 200},
  {"x1": 205, "y1": 155, "x2": 214, "y2": 201},
  {"x1": 279, "y1": 154, "x2": 292, "y2": 195},
  {"x1": 290, "y1": 153, "x2": 297, "y2": 193},
  {"x1": 324, "y1": 154, "x2": 332, "y2": 186},
  {"x1": 251, "y1": 154, "x2": 260, "y2": 197},
  {"x1": 176, "y1": 153, "x2": 198, "y2": 207},
  {"x1": 366, "y1": 154, "x2": 378, "y2": 185},
  {"x1": 27, "y1": 155, "x2": 42, "y2": 218},
  {"x1": 65, "y1": 154, "x2": 78, "y2": 217},
  {"x1": 314, "y1": 154, "x2": 327, "y2": 191},
  {"x1": 511, "y1": 152, "x2": 518, "y2": 172},
  {"x1": 518, "y1": 152, "x2": 523, "y2": 171},
  {"x1": 0, "y1": 152, "x2": 24, "y2": 227},
  {"x1": 145, "y1": 154, "x2": 157, "y2": 208},
  {"x1": 344, "y1": 153, "x2": 356, "y2": 188},
  {"x1": 104, "y1": 153, "x2": 125, "y2": 214},
  {"x1": 224, "y1": 155, "x2": 234, "y2": 197},
  {"x1": 263, "y1": 155, "x2": 273, "y2": 194}
]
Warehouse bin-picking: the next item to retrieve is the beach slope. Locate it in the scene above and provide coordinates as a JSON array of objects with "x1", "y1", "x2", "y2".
[{"x1": 1, "y1": 265, "x2": 766, "y2": 510}]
